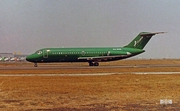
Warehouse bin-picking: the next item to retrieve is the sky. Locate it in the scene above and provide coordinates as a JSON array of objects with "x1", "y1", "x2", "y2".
[{"x1": 0, "y1": 0, "x2": 180, "y2": 58}]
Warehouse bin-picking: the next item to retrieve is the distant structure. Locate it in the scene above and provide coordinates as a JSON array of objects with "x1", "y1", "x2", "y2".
[
  {"x1": 0, "y1": 53, "x2": 27, "y2": 58},
  {"x1": 14, "y1": 54, "x2": 28, "y2": 58},
  {"x1": 0, "y1": 53, "x2": 14, "y2": 58}
]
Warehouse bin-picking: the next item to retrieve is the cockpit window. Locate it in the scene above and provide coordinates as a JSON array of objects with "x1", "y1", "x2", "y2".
[{"x1": 35, "y1": 50, "x2": 42, "y2": 55}]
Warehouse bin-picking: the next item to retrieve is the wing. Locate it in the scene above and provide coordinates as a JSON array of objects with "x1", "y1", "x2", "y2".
[{"x1": 78, "y1": 55, "x2": 128, "y2": 61}]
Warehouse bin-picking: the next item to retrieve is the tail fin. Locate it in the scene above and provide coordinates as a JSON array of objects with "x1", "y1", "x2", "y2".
[{"x1": 124, "y1": 32, "x2": 165, "y2": 49}]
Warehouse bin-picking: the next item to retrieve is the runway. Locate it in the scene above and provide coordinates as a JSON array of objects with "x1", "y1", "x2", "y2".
[
  {"x1": 1, "y1": 61, "x2": 180, "y2": 76},
  {"x1": 1, "y1": 63, "x2": 180, "y2": 70},
  {"x1": 1, "y1": 60, "x2": 180, "y2": 111},
  {"x1": 0, "y1": 72, "x2": 180, "y2": 76}
]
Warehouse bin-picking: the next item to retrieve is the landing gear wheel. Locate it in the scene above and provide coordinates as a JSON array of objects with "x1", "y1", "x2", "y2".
[
  {"x1": 89, "y1": 62, "x2": 99, "y2": 66},
  {"x1": 94, "y1": 62, "x2": 99, "y2": 66},
  {"x1": 34, "y1": 63, "x2": 38, "y2": 67},
  {"x1": 89, "y1": 62, "x2": 94, "y2": 66}
]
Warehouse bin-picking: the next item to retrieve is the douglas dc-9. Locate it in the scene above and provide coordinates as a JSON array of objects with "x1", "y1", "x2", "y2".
[{"x1": 26, "y1": 32, "x2": 164, "y2": 67}]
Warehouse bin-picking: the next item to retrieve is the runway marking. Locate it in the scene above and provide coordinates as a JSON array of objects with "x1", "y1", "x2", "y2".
[
  {"x1": 0, "y1": 72, "x2": 180, "y2": 76},
  {"x1": 131, "y1": 72, "x2": 180, "y2": 74},
  {"x1": 0, "y1": 73, "x2": 114, "y2": 77}
]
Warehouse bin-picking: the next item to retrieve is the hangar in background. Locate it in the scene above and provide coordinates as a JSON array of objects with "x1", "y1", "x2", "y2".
[
  {"x1": 14, "y1": 54, "x2": 28, "y2": 58},
  {"x1": 0, "y1": 53, "x2": 14, "y2": 58},
  {"x1": 0, "y1": 53, "x2": 27, "y2": 58}
]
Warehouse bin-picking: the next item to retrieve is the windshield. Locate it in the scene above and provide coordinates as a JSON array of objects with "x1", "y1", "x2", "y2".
[{"x1": 35, "y1": 50, "x2": 42, "y2": 55}]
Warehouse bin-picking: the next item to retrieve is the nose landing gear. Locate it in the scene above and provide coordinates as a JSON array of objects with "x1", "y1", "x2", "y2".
[{"x1": 34, "y1": 63, "x2": 38, "y2": 67}]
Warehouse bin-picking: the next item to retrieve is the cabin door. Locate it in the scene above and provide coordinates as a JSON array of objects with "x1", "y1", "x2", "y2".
[{"x1": 43, "y1": 50, "x2": 48, "y2": 58}]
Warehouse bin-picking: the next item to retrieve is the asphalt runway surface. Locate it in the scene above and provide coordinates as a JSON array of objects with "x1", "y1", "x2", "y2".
[
  {"x1": 1, "y1": 63, "x2": 180, "y2": 76},
  {"x1": 0, "y1": 72, "x2": 180, "y2": 77},
  {"x1": 1, "y1": 63, "x2": 180, "y2": 70}
]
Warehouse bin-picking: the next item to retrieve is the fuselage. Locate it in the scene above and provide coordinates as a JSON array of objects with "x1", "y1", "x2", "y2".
[
  {"x1": 26, "y1": 47, "x2": 144, "y2": 63},
  {"x1": 26, "y1": 32, "x2": 164, "y2": 67}
]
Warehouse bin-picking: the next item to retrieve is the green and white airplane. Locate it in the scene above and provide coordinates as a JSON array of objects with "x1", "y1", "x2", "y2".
[{"x1": 26, "y1": 32, "x2": 164, "y2": 67}]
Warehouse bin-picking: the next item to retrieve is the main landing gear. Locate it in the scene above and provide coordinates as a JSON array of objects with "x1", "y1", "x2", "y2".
[
  {"x1": 89, "y1": 62, "x2": 99, "y2": 66},
  {"x1": 34, "y1": 63, "x2": 38, "y2": 67}
]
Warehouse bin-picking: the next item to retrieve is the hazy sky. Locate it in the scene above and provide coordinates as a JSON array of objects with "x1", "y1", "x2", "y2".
[{"x1": 0, "y1": 0, "x2": 180, "y2": 58}]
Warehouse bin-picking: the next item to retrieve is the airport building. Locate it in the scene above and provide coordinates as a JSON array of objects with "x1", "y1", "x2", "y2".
[
  {"x1": 0, "y1": 53, "x2": 14, "y2": 58},
  {"x1": 14, "y1": 54, "x2": 28, "y2": 58},
  {"x1": 0, "y1": 53, "x2": 27, "y2": 58}
]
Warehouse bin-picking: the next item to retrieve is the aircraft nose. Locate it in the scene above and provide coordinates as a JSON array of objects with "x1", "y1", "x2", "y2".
[{"x1": 26, "y1": 55, "x2": 34, "y2": 62}]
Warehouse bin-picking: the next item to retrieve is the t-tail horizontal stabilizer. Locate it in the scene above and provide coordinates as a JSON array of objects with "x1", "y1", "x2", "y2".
[
  {"x1": 124, "y1": 32, "x2": 165, "y2": 49},
  {"x1": 139, "y1": 32, "x2": 166, "y2": 36}
]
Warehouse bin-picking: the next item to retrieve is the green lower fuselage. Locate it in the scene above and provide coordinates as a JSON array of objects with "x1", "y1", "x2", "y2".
[{"x1": 26, "y1": 47, "x2": 144, "y2": 63}]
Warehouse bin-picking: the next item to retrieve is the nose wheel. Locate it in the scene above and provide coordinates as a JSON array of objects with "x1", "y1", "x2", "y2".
[
  {"x1": 34, "y1": 63, "x2": 38, "y2": 67},
  {"x1": 89, "y1": 62, "x2": 99, "y2": 66}
]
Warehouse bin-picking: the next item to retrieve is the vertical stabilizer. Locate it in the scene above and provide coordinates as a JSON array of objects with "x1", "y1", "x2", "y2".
[{"x1": 124, "y1": 32, "x2": 164, "y2": 49}]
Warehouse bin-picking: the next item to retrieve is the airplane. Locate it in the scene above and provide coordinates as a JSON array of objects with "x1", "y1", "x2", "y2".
[
  {"x1": 26, "y1": 32, "x2": 164, "y2": 67},
  {"x1": 4, "y1": 57, "x2": 10, "y2": 62},
  {"x1": 10, "y1": 57, "x2": 14, "y2": 61},
  {"x1": 17, "y1": 57, "x2": 26, "y2": 62},
  {"x1": 0, "y1": 57, "x2": 4, "y2": 61}
]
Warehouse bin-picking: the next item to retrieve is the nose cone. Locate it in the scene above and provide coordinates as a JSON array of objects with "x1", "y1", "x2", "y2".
[{"x1": 26, "y1": 55, "x2": 35, "y2": 62}]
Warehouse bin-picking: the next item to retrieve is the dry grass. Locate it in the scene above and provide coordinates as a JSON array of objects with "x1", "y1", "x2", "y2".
[{"x1": 0, "y1": 59, "x2": 180, "y2": 110}]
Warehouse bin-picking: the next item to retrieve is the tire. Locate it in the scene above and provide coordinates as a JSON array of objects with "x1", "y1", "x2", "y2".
[{"x1": 94, "y1": 62, "x2": 99, "y2": 66}]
